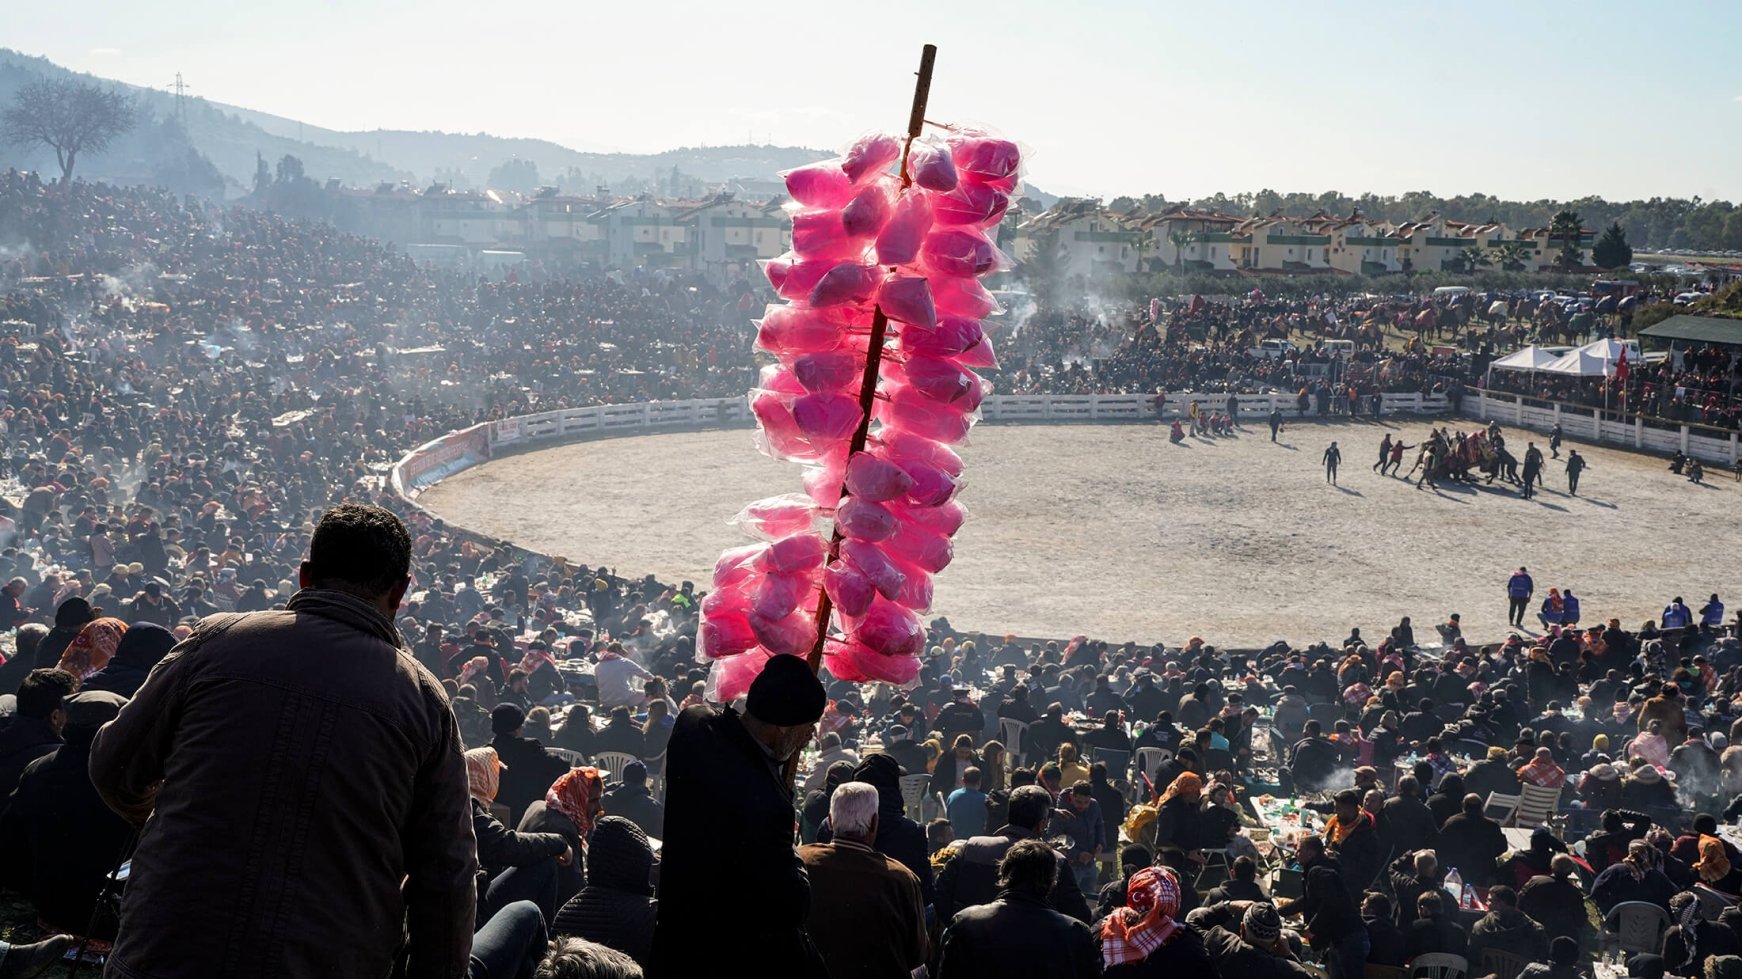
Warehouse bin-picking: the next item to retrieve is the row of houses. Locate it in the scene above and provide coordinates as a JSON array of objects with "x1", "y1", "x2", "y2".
[
  {"x1": 338, "y1": 186, "x2": 791, "y2": 281},
  {"x1": 1013, "y1": 199, "x2": 1597, "y2": 279}
]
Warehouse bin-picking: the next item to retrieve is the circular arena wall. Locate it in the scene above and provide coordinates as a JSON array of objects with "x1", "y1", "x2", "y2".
[{"x1": 401, "y1": 393, "x2": 1742, "y2": 649}]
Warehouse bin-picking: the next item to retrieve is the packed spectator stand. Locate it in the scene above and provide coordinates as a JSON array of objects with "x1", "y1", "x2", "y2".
[{"x1": 1, "y1": 171, "x2": 1742, "y2": 978}]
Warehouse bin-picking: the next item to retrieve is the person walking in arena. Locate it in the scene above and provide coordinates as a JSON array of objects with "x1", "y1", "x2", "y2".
[
  {"x1": 1549, "y1": 422, "x2": 1563, "y2": 459},
  {"x1": 1373, "y1": 434, "x2": 1393, "y2": 473},
  {"x1": 1323, "y1": 442, "x2": 1342, "y2": 485},
  {"x1": 1384, "y1": 438, "x2": 1412, "y2": 477},
  {"x1": 1565, "y1": 450, "x2": 1587, "y2": 496},
  {"x1": 1508, "y1": 567, "x2": 1535, "y2": 628},
  {"x1": 1269, "y1": 407, "x2": 1283, "y2": 442},
  {"x1": 1521, "y1": 442, "x2": 1544, "y2": 499}
]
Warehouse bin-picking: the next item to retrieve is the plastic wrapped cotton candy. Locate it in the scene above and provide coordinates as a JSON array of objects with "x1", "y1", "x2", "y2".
[
  {"x1": 875, "y1": 274, "x2": 936, "y2": 330},
  {"x1": 842, "y1": 132, "x2": 901, "y2": 183},
  {"x1": 843, "y1": 453, "x2": 914, "y2": 502},
  {"x1": 700, "y1": 120, "x2": 1019, "y2": 698},
  {"x1": 874, "y1": 191, "x2": 933, "y2": 266},
  {"x1": 809, "y1": 262, "x2": 878, "y2": 308},
  {"x1": 782, "y1": 161, "x2": 853, "y2": 208},
  {"x1": 835, "y1": 496, "x2": 897, "y2": 541},
  {"x1": 849, "y1": 596, "x2": 927, "y2": 659},
  {"x1": 706, "y1": 647, "x2": 776, "y2": 702},
  {"x1": 906, "y1": 137, "x2": 958, "y2": 192},
  {"x1": 729, "y1": 494, "x2": 822, "y2": 541},
  {"x1": 825, "y1": 637, "x2": 921, "y2": 685}
]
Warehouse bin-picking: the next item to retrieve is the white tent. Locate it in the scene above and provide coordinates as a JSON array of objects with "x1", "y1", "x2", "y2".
[
  {"x1": 1542, "y1": 338, "x2": 1628, "y2": 376},
  {"x1": 1489, "y1": 346, "x2": 1561, "y2": 372}
]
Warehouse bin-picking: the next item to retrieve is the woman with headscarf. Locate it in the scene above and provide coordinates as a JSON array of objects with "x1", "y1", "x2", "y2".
[
  {"x1": 464, "y1": 746, "x2": 571, "y2": 927},
  {"x1": 55, "y1": 617, "x2": 127, "y2": 680},
  {"x1": 1151, "y1": 772, "x2": 1204, "y2": 881},
  {"x1": 1097, "y1": 866, "x2": 1213, "y2": 976},
  {"x1": 1695, "y1": 835, "x2": 1742, "y2": 895},
  {"x1": 520, "y1": 766, "x2": 604, "y2": 906},
  {"x1": 1591, "y1": 839, "x2": 1678, "y2": 915},
  {"x1": 35, "y1": 596, "x2": 97, "y2": 668},
  {"x1": 81, "y1": 621, "x2": 176, "y2": 698},
  {"x1": 1665, "y1": 890, "x2": 1726, "y2": 979}
]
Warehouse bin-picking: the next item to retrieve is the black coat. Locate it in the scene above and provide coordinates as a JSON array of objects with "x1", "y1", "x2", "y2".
[
  {"x1": 0, "y1": 714, "x2": 61, "y2": 799},
  {"x1": 935, "y1": 891, "x2": 1099, "y2": 979},
  {"x1": 0, "y1": 732, "x2": 134, "y2": 935},
  {"x1": 489, "y1": 732, "x2": 570, "y2": 826},
  {"x1": 471, "y1": 798, "x2": 567, "y2": 879},
  {"x1": 1436, "y1": 812, "x2": 1508, "y2": 888},
  {"x1": 1277, "y1": 854, "x2": 1362, "y2": 944},
  {"x1": 1380, "y1": 795, "x2": 1440, "y2": 856},
  {"x1": 816, "y1": 769, "x2": 936, "y2": 908},
  {"x1": 651, "y1": 705, "x2": 817, "y2": 978},
  {"x1": 934, "y1": 825, "x2": 1092, "y2": 925},
  {"x1": 600, "y1": 782, "x2": 665, "y2": 839}
]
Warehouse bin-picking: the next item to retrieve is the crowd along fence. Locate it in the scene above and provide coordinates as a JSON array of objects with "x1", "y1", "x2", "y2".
[{"x1": 391, "y1": 391, "x2": 1457, "y2": 499}]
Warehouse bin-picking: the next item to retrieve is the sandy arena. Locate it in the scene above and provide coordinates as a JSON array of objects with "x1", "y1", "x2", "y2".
[{"x1": 420, "y1": 419, "x2": 1742, "y2": 648}]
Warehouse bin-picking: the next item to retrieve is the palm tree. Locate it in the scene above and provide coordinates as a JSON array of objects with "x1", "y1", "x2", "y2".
[
  {"x1": 1549, "y1": 210, "x2": 1584, "y2": 271},
  {"x1": 1493, "y1": 240, "x2": 1530, "y2": 272},
  {"x1": 1167, "y1": 227, "x2": 1196, "y2": 270},
  {"x1": 1457, "y1": 247, "x2": 1492, "y2": 274}
]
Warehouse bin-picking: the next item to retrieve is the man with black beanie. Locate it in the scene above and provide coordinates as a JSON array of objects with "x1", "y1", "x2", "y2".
[
  {"x1": 489, "y1": 702, "x2": 568, "y2": 826},
  {"x1": 652, "y1": 653, "x2": 829, "y2": 978}
]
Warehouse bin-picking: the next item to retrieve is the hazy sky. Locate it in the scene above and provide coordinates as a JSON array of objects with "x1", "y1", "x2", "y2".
[{"x1": 12, "y1": 0, "x2": 1742, "y2": 201}]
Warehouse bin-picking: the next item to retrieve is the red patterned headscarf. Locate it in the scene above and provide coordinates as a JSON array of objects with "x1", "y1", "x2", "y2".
[
  {"x1": 57, "y1": 617, "x2": 129, "y2": 679},
  {"x1": 545, "y1": 767, "x2": 604, "y2": 842},
  {"x1": 1101, "y1": 866, "x2": 1182, "y2": 967}
]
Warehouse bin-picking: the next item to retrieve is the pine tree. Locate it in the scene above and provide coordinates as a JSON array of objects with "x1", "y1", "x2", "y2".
[{"x1": 1592, "y1": 221, "x2": 1633, "y2": 270}]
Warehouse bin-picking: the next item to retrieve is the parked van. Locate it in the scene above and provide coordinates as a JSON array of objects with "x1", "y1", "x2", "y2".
[
  {"x1": 1321, "y1": 340, "x2": 1356, "y2": 358},
  {"x1": 1432, "y1": 286, "x2": 1472, "y2": 298}
]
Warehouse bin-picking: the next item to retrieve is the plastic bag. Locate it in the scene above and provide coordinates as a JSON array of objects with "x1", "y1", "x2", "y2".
[
  {"x1": 755, "y1": 304, "x2": 852, "y2": 356},
  {"x1": 920, "y1": 229, "x2": 1006, "y2": 278},
  {"x1": 842, "y1": 132, "x2": 901, "y2": 183},
  {"x1": 949, "y1": 132, "x2": 1022, "y2": 185},
  {"x1": 706, "y1": 647, "x2": 775, "y2": 701},
  {"x1": 782, "y1": 161, "x2": 854, "y2": 209},
  {"x1": 825, "y1": 637, "x2": 921, "y2": 685},
  {"x1": 841, "y1": 177, "x2": 895, "y2": 237},
  {"x1": 898, "y1": 316, "x2": 983, "y2": 358},
  {"x1": 729, "y1": 494, "x2": 822, "y2": 541},
  {"x1": 749, "y1": 607, "x2": 819, "y2": 658},
  {"x1": 929, "y1": 275, "x2": 1001, "y2": 319},
  {"x1": 836, "y1": 496, "x2": 897, "y2": 542},
  {"x1": 843, "y1": 453, "x2": 914, "y2": 502},
  {"x1": 907, "y1": 137, "x2": 959, "y2": 192},
  {"x1": 791, "y1": 209, "x2": 868, "y2": 261},
  {"x1": 875, "y1": 273, "x2": 936, "y2": 330},
  {"x1": 822, "y1": 561, "x2": 876, "y2": 618},
  {"x1": 840, "y1": 538, "x2": 907, "y2": 600},
  {"x1": 847, "y1": 596, "x2": 926, "y2": 658},
  {"x1": 932, "y1": 181, "x2": 1009, "y2": 228},
  {"x1": 874, "y1": 190, "x2": 933, "y2": 266},
  {"x1": 792, "y1": 350, "x2": 865, "y2": 393},
  {"x1": 755, "y1": 533, "x2": 828, "y2": 575},
  {"x1": 809, "y1": 262, "x2": 877, "y2": 307}
]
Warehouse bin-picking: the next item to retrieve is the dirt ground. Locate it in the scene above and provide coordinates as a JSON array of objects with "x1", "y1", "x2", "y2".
[{"x1": 421, "y1": 418, "x2": 1742, "y2": 648}]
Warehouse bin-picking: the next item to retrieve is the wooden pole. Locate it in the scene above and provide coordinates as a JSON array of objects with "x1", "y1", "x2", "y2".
[{"x1": 803, "y1": 43, "x2": 937, "y2": 676}]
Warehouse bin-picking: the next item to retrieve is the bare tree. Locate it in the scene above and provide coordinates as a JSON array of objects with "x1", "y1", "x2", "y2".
[{"x1": 2, "y1": 78, "x2": 135, "y2": 183}]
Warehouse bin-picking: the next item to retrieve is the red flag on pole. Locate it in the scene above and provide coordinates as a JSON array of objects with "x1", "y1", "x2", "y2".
[{"x1": 1615, "y1": 344, "x2": 1629, "y2": 386}]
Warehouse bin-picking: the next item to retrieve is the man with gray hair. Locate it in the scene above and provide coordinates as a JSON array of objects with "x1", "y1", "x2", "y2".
[{"x1": 798, "y1": 782, "x2": 927, "y2": 979}]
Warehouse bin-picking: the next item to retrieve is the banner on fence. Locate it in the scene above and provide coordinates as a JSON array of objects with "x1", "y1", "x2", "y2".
[{"x1": 397, "y1": 424, "x2": 491, "y2": 496}]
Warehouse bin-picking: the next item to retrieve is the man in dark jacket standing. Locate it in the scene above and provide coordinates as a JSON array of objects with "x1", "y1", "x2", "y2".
[
  {"x1": 935, "y1": 839, "x2": 1099, "y2": 979},
  {"x1": 934, "y1": 784, "x2": 1092, "y2": 926},
  {"x1": 89, "y1": 503, "x2": 476, "y2": 979},
  {"x1": 1277, "y1": 837, "x2": 1368, "y2": 979},
  {"x1": 651, "y1": 653, "x2": 828, "y2": 979}
]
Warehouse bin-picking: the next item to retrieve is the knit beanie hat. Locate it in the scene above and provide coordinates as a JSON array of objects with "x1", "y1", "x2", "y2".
[
  {"x1": 1244, "y1": 903, "x2": 1282, "y2": 945},
  {"x1": 746, "y1": 653, "x2": 826, "y2": 726}
]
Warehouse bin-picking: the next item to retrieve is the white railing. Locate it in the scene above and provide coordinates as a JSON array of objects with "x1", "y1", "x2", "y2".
[
  {"x1": 391, "y1": 390, "x2": 1454, "y2": 499},
  {"x1": 1466, "y1": 390, "x2": 1741, "y2": 465}
]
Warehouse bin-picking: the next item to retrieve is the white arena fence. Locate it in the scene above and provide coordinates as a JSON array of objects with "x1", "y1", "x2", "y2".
[
  {"x1": 391, "y1": 391, "x2": 1454, "y2": 499},
  {"x1": 1466, "y1": 390, "x2": 1742, "y2": 467}
]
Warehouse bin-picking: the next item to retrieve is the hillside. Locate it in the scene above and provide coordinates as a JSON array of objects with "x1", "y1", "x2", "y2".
[{"x1": 0, "y1": 49, "x2": 833, "y2": 196}]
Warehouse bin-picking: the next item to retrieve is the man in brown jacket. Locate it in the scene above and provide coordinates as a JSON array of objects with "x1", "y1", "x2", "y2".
[
  {"x1": 1636, "y1": 682, "x2": 1688, "y2": 745},
  {"x1": 90, "y1": 503, "x2": 476, "y2": 979},
  {"x1": 799, "y1": 782, "x2": 927, "y2": 979}
]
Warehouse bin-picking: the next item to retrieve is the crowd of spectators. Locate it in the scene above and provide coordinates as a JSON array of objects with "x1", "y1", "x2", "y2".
[{"x1": 0, "y1": 172, "x2": 1740, "y2": 977}]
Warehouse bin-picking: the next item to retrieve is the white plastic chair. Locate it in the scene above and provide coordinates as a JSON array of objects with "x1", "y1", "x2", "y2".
[
  {"x1": 1483, "y1": 791, "x2": 1519, "y2": 825},
  {"x1": 1512, "y1": 783, "x2": 1561, "y2": 828},
  {"x1": 593, "y1": 750, "x2": 638, "y2": 782},
  {"x1": 1134, "y1": 746, "x2": 1172, "y2": 782},
  {"x1": 1600, "y1": 900, "x2": 1670, "y2": 956},
  {"x1": 898, "y1": 773, "x2": 932, "y2": 820},
  {"x1": 1408, "y1": 952, "x2": 1468, "y2": 979},
  {"x1": 998, "y1": 718, "x2": 1030, "y2": 764},
  {"x1": 548, "y1": 747, "x2": 586, "y2": 768}
]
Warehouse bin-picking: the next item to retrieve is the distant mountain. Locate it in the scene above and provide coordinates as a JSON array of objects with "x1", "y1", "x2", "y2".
[{"x1": 0, "y1": 50, "x2": 833, "y2": 196}]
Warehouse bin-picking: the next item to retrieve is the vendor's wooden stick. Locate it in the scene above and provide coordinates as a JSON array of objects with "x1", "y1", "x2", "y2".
[{"x1": 802, "y1": 43, "x2": 936, "y2": 677}]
